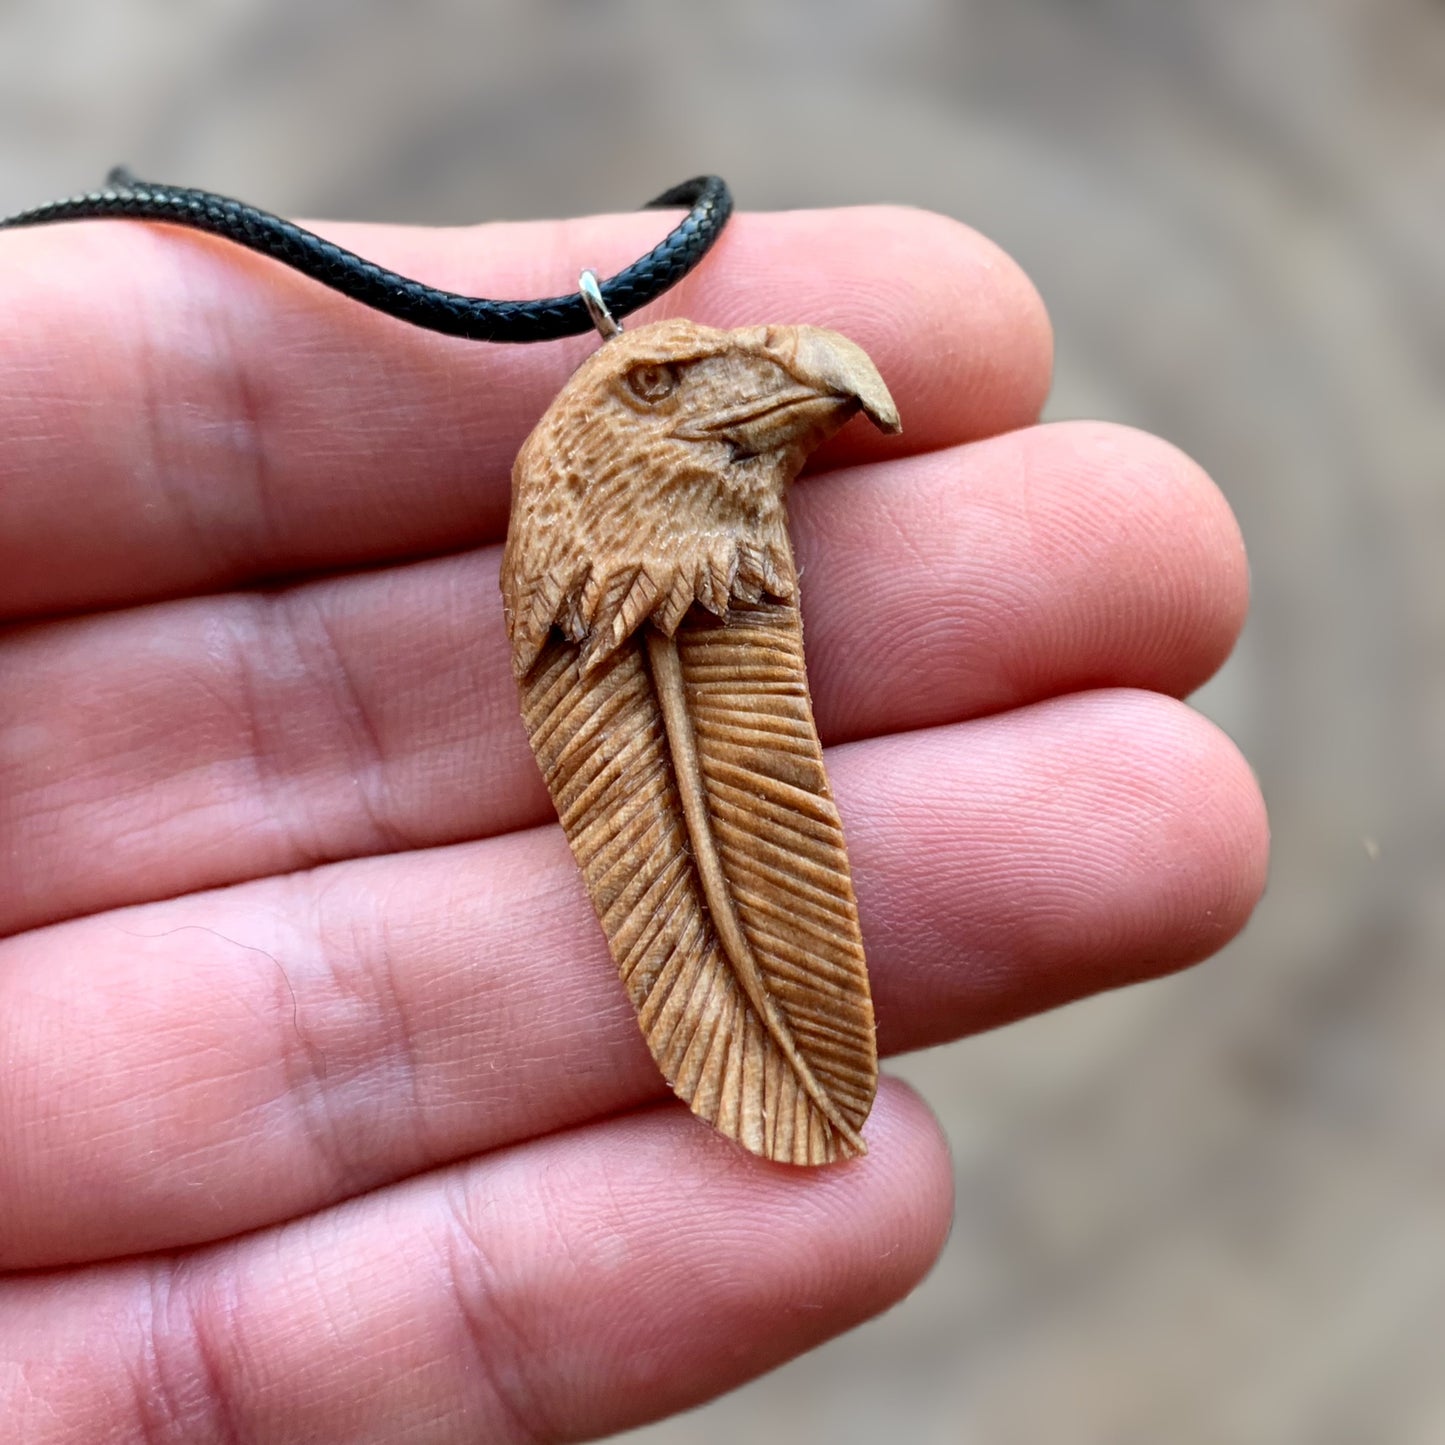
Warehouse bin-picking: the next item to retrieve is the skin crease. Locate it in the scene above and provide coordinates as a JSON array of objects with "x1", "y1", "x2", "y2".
[{"x1": 0, "y1": 206, "x2": 1268, "y2": 1444}]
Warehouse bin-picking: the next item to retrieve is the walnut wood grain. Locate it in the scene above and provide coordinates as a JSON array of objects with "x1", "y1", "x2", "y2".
[{"x1": 501, "y1": 319, "x2": 899, "y2": 1164}]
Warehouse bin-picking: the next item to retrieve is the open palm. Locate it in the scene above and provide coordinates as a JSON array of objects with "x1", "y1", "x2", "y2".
[{"x1": 0, "y1": 203, "x2": 1267, "y2": 1443}]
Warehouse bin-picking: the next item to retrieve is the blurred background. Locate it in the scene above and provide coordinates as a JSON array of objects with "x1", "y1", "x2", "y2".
[{"x1": 2, "y1": 1, "x2": 1440, "y2": 1440}]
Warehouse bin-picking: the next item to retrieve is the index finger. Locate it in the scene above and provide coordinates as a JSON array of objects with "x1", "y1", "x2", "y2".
[{"x1": 0, "y1": 204, "x2": 1050, "y2": 618}]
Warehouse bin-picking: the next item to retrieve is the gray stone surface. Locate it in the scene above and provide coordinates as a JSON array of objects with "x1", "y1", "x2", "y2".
[{"x1": 3, "y1": 2, "x2": 1441, "y2": 1439}]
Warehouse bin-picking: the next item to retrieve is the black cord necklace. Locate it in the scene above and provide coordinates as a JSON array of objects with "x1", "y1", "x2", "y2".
[
  {"x1": 0, "y1": 162, "x2": 900, "y2": 1164},
  {"x1": 0, "y1": 166, "x2": 732, "y2": 343}
]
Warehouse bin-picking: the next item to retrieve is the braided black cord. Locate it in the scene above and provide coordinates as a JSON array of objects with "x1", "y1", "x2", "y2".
[{"x1": 0, "y1": 167, "x2": 732, "y2": 343}]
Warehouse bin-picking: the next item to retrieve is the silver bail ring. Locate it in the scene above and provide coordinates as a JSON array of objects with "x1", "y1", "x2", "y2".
[{"x1": 578, "y1": 269, "x2": 623, "y2": 341}]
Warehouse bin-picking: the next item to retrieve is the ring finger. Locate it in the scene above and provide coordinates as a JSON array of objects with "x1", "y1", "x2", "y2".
[{"x1": 0, "y1": 688, "x2": 1268, "y2": 1268}]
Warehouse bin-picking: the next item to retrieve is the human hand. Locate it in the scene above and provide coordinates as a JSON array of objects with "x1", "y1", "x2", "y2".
[{"x1": 0, "y1": 203, "x2": 1267, "y2": 1442}]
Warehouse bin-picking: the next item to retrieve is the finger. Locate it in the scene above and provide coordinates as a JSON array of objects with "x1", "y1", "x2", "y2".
[
  {"x1": 0, "y1": 422, "x2": 1246, "y2": 935},
  {"x1": 0, "y1": 204, "x2": 1050, "y2": 618},
  {"x1": 0, "y1": 691, "x2": 1268, "y2": 1267},
  {"x1": 3, "y1": 1083, "x2": 952, "y2": 1445}
]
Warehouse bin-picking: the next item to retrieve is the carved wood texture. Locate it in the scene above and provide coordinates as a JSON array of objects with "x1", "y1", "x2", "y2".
[{"x1": 501, "y1": 319, "x2": 900, "y2": 1164}]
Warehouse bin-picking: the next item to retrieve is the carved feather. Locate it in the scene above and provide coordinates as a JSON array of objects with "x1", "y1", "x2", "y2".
[{"x1": 501, "y1": 319, "x2": 900, "y2": 1164}]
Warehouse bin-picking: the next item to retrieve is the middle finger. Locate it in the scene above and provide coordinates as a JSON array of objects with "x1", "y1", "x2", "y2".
[{"x1": 0, "y1": 421, "x2": 1244, "y2": 934}]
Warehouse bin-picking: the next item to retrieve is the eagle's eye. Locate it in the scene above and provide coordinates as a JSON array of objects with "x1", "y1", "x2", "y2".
[{"x1": 624, "y1": 361, "x2": 679, "y2": 405}]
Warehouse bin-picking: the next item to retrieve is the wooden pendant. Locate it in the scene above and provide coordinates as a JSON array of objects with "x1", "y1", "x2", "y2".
[{"x1": 501, "y1": 319, "x2": 900, "y2": 1165}]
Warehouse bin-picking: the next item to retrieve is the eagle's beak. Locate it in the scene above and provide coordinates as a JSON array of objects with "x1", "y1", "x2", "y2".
[
  {"x1": 678, "y1": 325, "x2": 901, "y2": 458},
  {"x1": 770, "y1": 325, "x2": 901, "y2": 436}
]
